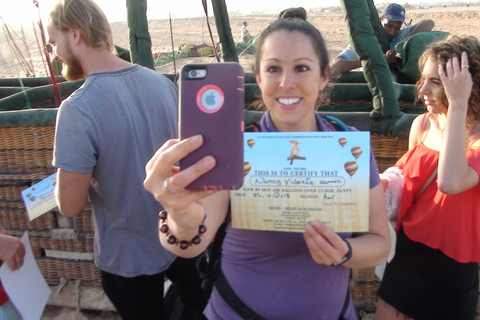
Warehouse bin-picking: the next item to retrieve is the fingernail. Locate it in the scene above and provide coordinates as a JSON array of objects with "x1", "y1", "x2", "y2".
[
  {"x1": 204, "y1": 156, "x2": 215, "y2": 168},
  {"x1": 190, "y1": 135, "x2": 202, "y2": 146}
]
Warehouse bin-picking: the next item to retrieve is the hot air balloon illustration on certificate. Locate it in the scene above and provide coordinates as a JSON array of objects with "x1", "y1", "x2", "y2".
[
  {"x1": 351, "y1": 146, "x2": 363, "y2": 159},
  {"x1": 244, "y1": 162, "x2": 251, "y2": 176},
  {"x1": 344, "y1": 161, "x2": 358, "y2": 177}
]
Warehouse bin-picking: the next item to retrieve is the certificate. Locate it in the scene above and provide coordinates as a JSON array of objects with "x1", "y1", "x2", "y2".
[
  {"x1": 21, "y1": 173, "x2": 57, "y2": 221},
  {"x1": 231, "y1": 132, "x2": 370, "y2": 233}
]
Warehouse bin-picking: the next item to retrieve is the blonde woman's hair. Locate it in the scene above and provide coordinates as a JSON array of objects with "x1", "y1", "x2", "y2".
[
  {"x1": 49, "y1": 0, "x2": 113, "y2": 51},
  {"x1": 417, "y1": 35, "x2": 480, "y2": 132}
]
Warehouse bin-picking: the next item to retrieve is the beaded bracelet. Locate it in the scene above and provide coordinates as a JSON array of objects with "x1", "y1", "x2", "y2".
[{"x1": 159, "y1": 210, "x2": 207, "y2": 250}]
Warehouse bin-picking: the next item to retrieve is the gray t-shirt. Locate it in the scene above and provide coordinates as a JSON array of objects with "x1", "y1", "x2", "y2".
[{"x1": 53, "y1": 65, "x2": 177, "y2": 277}]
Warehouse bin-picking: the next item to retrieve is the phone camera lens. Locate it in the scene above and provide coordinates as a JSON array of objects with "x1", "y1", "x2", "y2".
[{"x1": 190, "y1": 70, "x2": 197, "y2": 77}]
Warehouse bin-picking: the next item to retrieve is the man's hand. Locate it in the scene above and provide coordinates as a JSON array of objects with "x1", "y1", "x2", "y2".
[{"x1": 385, "y1": 48, "x2": 397, "y2": 63}]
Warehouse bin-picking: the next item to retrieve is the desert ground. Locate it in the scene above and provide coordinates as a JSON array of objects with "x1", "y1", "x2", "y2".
[
  {"x1": 1, "y1": 3, "x2": 479, "y2": 319},
  {"x1": 2, "y1": 5, "x2": 480, "y2": 79}
]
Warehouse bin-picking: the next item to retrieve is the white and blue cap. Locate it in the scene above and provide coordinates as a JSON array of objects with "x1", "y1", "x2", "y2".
[{"x1": 381, "y1": 3, "x2": 406, "y2": 23}]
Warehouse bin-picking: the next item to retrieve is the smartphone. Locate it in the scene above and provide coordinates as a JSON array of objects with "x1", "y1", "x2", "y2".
[{"x1": 179, "y1": 62, "x2": 245, "y2": 190}]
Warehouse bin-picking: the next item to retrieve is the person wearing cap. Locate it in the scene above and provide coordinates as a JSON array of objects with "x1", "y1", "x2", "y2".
[{"x1": 331, "y1": 3, "x2": 435, "y2": 74}]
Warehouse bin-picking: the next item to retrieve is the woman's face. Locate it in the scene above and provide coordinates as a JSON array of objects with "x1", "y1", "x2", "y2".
[
  {"x1": 419, "y1": 56, "x2": 448, "y2": 115},
  {"x1": 255, "y1": 30, "x2": 329, "y2": 132}
]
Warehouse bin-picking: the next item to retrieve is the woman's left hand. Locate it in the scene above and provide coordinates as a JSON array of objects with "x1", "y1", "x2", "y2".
[
  {"x1": 439, "y1": 51, "x2": 473, "y2": 108},
  {"x1": 303, "y1": 221, "x2": 350, "y2": 266}
]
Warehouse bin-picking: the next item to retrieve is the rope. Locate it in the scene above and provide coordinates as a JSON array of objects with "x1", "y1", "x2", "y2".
[
  {"x1": 149, "y1": 17, "x2": 167, "y2": 53},
  {"x1": 56, "y1": 277, "x2": 68, "y2": 293},
  {"x1": 2, "y1": 21, "x2": 31, "y2": 108},
  {"x1": 32, "y1": 21, "x2": 49, "y2": 77},
  {"x1": 201, "y1": 0, "x2": 220, "y2": 62},
  {"x1": 2, "y1": 23, "x2": 32, "y2": 76},
  {"x1": 179, "y1": 18, "x2": 193, "y2": 47},
  {"x1": 74, "y1": 279, "x2": 82, "y2": 313},
  {"x1": 20, "y1": 25, "x2": 35, "y2": 75},
  {"x1": 237, "y1": 9, "x2": 277, "y2": 58},
  {"x1": 169, "y1": 13, "x2": 177, "y2": 83},
  {"x1": 0, "y1": 50, "x2": 14, "y2": 78},
  {"x1": 33, "y1": 0, "x2": 62, "y2": 107}
]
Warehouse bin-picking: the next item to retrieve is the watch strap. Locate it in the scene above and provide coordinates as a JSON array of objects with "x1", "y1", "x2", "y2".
[{"x1": 332, "y1": 238, "x2": 352, "y2": 266}]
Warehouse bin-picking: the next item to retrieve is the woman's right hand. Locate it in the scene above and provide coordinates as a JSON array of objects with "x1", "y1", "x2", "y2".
[
  {"x1": 144, "y1": 135, "x2": 217, "y2": 229},
  {"x1": 439, "y1": 51, "x2": 472, "y2": 110},
  {"x1": 144, "y1": 135, "x2": 232, "y2": 257}
]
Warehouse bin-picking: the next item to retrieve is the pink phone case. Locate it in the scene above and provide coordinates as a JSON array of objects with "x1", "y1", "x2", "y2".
[{"x1": 179, "y1": 62, "x2": 245, "y2": 190}]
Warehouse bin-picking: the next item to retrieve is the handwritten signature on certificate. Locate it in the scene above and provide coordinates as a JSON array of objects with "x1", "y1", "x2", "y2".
[{"x1": 232, "y1": 132, "x2": 370, "y2": 233}]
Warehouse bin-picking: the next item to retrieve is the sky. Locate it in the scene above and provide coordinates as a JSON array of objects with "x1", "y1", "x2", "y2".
[{"x1": 0, "y1": 0, "x2": 478, "y2": 25}]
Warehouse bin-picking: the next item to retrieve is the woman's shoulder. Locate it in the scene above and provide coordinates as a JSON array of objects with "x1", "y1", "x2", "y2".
[{"x1": 408, "y1": 113, "x2": 430, "y2": 147}]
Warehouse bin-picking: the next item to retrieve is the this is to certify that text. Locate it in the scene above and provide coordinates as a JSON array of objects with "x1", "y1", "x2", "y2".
[{"x1": 231, "y1": 131, "x2": 370, "y2": 233}]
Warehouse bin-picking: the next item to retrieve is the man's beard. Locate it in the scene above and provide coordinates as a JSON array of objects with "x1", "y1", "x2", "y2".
[{"x1": 61, "y1": 43, "x2": 85, "y2": 81}]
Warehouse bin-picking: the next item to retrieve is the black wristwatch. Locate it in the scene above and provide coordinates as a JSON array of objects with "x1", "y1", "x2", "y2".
[{"x1": 332, "y1": 239, "x2": 352, "y2": 266}]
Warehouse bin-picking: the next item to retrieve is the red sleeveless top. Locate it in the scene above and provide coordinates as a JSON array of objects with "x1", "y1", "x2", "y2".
[
  {"x1": 0, "y1": 280, "x2": 8, "y2": 306},
  {"x1": 395, "y1": 142, "x2": 480, "y2": 263}
]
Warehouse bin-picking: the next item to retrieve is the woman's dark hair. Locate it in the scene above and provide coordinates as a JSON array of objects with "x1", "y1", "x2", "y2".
[
  {"x1": 278, "y1": 7, "x2": 307, "y2": 20},
  {"x1": 254, "y1": 18, "x2": 329, "y2": 79},
  {"x1": 417, "y1": 35, "x2": 480, "y2": 132}
]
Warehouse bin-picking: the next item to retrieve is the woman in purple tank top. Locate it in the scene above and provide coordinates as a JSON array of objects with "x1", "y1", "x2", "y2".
[{"x1": 144, "y1": 16, "x2": 391, "y2": 320}]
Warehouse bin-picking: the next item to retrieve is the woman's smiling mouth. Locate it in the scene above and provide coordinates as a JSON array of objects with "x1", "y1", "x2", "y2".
[{"x1": 277, "y1": 97, "x2": 301, "y2": 106}]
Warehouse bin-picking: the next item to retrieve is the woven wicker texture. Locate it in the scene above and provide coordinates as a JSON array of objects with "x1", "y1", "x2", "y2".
[
  {"x1": 36, "y1": 257, "x2": 101, "y2": 286},
  {"x1": 350, "y1": 267, "x2": 380, "y2": 313},
  {"x1": 2, "y1": 121, "x2": 476, "y2": 316},
  {"x1": 0, "y1": 126, "x2": 55, "y2": 173},
  {"x1": 371, "y1": 135, "x2": 409, "y2": 173},
  {"x1": 1, "y1": 123, "x2": 98, "y2": 285}
]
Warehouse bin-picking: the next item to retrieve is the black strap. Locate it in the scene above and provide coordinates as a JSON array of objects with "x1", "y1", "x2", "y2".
[
  {"x1": 197, "y1": 207, "x2": 231, "y2": 291},
  {"x1": 338, "y1": 270, "x2": 351, "y2": 320},
  {"x1": 215, "y1": 268, "x2": 267, "y2": 320},
  {"x1": 216, "y1": 266, "x2": 351, "y2": 320}
]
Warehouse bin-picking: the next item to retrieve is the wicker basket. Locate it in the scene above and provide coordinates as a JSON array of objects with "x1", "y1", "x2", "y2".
[
  {"x1": 0, "y1": 121, "x2": 101, "y2": 285},
  {"x1": 0, "y1": 126, "x2": 55, "y2": 173},
  {"x1": 8, "y1": 227, "x2": 94, "y2": 253},
  {"x1": 0, "y1": 111, "x2": 470, "y2": 313},
  {"x1": 0, "y1": 126, "x2": 55, "y2": 150},
  {"x1": 0, "y1": 204, "x2": 57, "y2": 230},
  {"x1": 371, "y1": 135, "x2": 409, "y2": 173},
  {"x1": 350, "y1": 267, "x2": 380, "y2": 312},
  {"x1": 0, "y1": 184, "x2": 28, "y2": 201},
  {"x1": 73, "y1": 209, "x2": 95, "y2": 232},
  {"x1": 36, "y1": 256, "x2": 101, "y2": 286}
]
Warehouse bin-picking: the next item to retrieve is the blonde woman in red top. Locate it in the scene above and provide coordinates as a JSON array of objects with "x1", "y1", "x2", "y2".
[{"x1": 376, "y1": 35, "x2": 480, "y2": 320}]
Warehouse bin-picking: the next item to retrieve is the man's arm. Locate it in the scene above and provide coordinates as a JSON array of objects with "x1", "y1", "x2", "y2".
[
  {"x1": 385, "y1": 20, "x2": 435, "y2": 63},
  {"x1": 409, "y1": 19, "x2": 435, "y2": 37},
  {"x1": 330, "y1": 56, "x2": 362, "y2": 75},
  {"x1": 55, "y1": 168, "x2": 92, "y2": 217}
]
